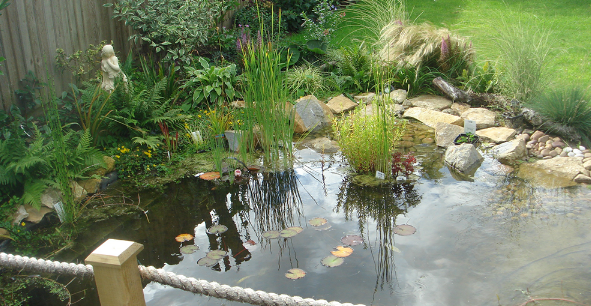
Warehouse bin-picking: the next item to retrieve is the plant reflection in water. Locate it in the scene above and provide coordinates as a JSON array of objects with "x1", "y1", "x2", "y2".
[{"x1": 336, "y1": 178, "x2": 422, "y2": 293}]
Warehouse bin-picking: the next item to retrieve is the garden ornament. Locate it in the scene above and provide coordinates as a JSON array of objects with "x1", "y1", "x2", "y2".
[{"x1": 101, "y1": 44, "x2": 127, "y2": 92}]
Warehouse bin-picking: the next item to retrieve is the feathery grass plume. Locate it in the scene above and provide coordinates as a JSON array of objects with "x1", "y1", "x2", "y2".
[
  {"x1": 378, "y1": 22, "x2": 474, "y2": 76},
  {"x1": 527, "y1": 86, "x2": 591, "y2": 145},
  {"x1": 491, "y1": 16, "x2": 551, "y2": 103},
  {"x1": 344, "y1": 0, "x2": 408, "y2": 45}
]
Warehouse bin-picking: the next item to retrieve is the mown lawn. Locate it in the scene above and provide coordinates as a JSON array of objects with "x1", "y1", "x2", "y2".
[{"x1": 333, "y1": 0, "x2": 591, "y2": 88}]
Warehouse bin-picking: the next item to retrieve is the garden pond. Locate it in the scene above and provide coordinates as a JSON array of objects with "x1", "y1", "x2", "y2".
[{"x1": 69, "y1": 125, "x2": 591, "y2": 306}]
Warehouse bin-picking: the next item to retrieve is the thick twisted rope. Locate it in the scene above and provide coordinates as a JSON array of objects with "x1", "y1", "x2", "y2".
[{"x1": 0, "y1": 252, "x2": 365, "y2": 306}]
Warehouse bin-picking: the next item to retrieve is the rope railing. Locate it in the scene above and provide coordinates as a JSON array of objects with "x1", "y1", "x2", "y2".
[{"x1": 0, "y1": 251, "x2": 365, "y2": 306}]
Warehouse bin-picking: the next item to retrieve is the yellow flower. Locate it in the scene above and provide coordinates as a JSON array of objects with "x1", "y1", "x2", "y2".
[
  {"x1": 198, "y1": 115, "x2": 202, "y2": 118},
  {"x1": 21, "y1": 222, "x2": 25, "y2": 226},
  {"x1": 115, "y1": 155, "x2": 120, "y2": 159}
]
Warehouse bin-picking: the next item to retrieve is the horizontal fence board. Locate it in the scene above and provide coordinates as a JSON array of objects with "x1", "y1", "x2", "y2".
[{"x1": 0, "y1": 0, "x2": 135, "y2": 111}]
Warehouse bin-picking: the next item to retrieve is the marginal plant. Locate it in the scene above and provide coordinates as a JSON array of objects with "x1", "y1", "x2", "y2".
[
  {"x1": 492, "y1": 17, "x2": 551, "y2": 103},
  {"x1": 527, "y1": 87, "x2": 591, "y2": 145},
  {"x1": 328, "y1": 44, "x2": 374, "y2": 92},
  {"x1": 391, "y1": 152, "x2": 415, "y2": 178},
  {"x1": 71, "y1": 83, "x2": 114, "y2": 146},
  {"x1": 182, "y1": 57, "x2": 237, "y2": 108}
]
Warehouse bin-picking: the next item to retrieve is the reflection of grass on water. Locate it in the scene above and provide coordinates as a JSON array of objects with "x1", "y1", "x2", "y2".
[
  {"x1": 336, "y1": 179, "x2": 422, "y2": 291},
  {"x1": 238, "y1": 170, "x2": 303, "y2": 248}
]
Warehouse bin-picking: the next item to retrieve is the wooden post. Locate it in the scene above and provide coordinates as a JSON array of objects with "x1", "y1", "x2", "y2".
[{"x1": 85, "y1": 239, "x2": 146, "y2": 306}]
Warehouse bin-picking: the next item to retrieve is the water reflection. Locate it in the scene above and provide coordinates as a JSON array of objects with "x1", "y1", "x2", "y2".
[{"x1": 336, "y1": 178, "x2": 422, "y2": 292}]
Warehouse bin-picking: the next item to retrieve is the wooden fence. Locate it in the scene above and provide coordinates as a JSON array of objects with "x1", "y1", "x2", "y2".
[{"x1": 0, "y1": 0, "x2": 133, "y2": 112}]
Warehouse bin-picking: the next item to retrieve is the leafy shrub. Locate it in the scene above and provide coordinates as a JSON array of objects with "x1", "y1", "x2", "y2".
[
  {"x1": 274, "y1": 0, "x2": 319, "y2": 32},
  {"x1": 107, "y1": 0, "x2": 224, "y2": 65},
  {"x1": 458, "y1": 61, "x2": 497, "y2": 93},
  {"x1": 55, "y1": 42, "x2": 107, "y2": 83},
  {"x1": 182, "y1": 57, "x2": 237, "y2": 108},
  {"x1": 527, "y1": 87, "x2": 591, "y2": 144},
  {"x1": 300, "y1": 0, "x2": 344, "y2": 42},
  {"x1": 492, "y1": 17, "x2": 551, "y2": 102},
  {"x1": 285, "y1": 64, "x2": 327, "y2": 97}
]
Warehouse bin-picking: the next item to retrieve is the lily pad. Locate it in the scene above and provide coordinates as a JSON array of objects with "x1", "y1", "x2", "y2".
[
  {"x1": 197, "y1": 256, "x2": 218, "y2": 267},
  {"x1": 331, "y1": 246, "x2": 353, "y2": 258},
  {"x1": 262, "y1": 231, "x2": 280, "y2": 239},
  {"x1": 200, "y1": 172, "x2": 220, "y2": 180},
  {"x1": 206, "y1": 250, "x2": 227, "y2": 260},
  {"x1": 321, "y1": 255, "x2": 344, "y2": 268},
  {"x1": 175, "y1": 234, "x2": 194, "y2": 242},
  {"x1": 309, "y1": 217, "x2": 327, "y2": 227},
  {"x1": 279, "y1": 228, "x2": 298, "y2": 238},
  {"x1": 180, "y1": 245, "x2": 199, "y2": 254},
  {"x1": 285, "y1": 226, "x2": 303, "y2": 234},
  {"x1": 207, "y1": 224, "x2": 228, "y2": 235},
  {"x1": 393, "y1": 224, "x2": 416, "y2": 236},
  {"x1": 285, "y1": 268, "x2": 306, "y2": 280},
  {"x1": 341, "y1": 234, "x2": 363, "y2": 246}
]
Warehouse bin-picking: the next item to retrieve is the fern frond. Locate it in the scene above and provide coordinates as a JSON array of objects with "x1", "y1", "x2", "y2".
[
  {"x1": 21, "y1": 178, "x2": 51, "y2": 210},
  {"x1": 132, "y1": 135, "x2": 162, "y2": 150}
]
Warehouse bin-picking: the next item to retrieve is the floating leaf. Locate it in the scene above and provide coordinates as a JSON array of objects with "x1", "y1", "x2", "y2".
[
  {"x1": 200, "y1": 172, "x2": 220, "y2": 180},
  {"x1": 309, "y1": 217, "x2": 327, "y2": 227},
  {"x1": 285, "y1": 226, "x2": 303, "y2": 234},
  {"x1": 314, "y1": 223, "x2": 332, "y2": 231},
  {"x1": 197, "y1": 256, "x2": 218, "y2": 267},
  {"x1": 247, "y1": 165, "x2": 261, "y2": 173},
  {"x1": 207, "y1": 224, "x2": 228, "y2": 235},
  {"x1": 206, "y1": 250, "x2": 227, "y2": 259},
  {"x1": 331, "y1": 246, "x2": 353, "y2": 258},
  {"x1": 285, "y1": 268, "x2": 306, "y2": 280},
  {"x1": 280, "y1": 229, "x2": 298, "y2": 238},
  {"x1": 180, "y1": 245, "x2": 199, "y2": 254},
  {"x1": 341, "y1": 234, "x2": 363, "y2": 246},
  {"x1": 393, "y1": 224, "x2": 416, "y2": 236},
  {"x1": 262, "y1": 231, "x2": 280, "y2": 239},
  {"x1": 321, "y1": 255, "x2": 344, "y2": 268},
  {"x1": 175, "y1": 234, "x2": 194, "y2": 242}
]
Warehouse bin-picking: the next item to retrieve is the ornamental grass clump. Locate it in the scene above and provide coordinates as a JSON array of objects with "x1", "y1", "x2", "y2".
[{"x1": 527, "y1": 87, "x2": 591, "y2": 145}]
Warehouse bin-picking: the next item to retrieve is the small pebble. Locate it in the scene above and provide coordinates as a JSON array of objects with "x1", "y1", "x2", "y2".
[
  {"x1": 564, "y1": 147, "x2": 573, "y2": 153},
  {"x1": 579, "y1": 146, "x2": 586, "y2": 151}
]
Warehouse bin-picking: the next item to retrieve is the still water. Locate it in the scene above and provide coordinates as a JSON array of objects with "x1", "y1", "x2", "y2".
[{"x1": 79, "y1": 143, "x2": 591, "y2": 306}]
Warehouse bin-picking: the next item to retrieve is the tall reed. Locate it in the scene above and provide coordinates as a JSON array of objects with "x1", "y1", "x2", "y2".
[{"x1": 239, "y1": 3, "x2": 294, "y2": 169}]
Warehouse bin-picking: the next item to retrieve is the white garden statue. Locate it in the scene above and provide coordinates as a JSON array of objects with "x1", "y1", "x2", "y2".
[{"x1": 101, "y1": 44, "x2": 127, "y2": 92}]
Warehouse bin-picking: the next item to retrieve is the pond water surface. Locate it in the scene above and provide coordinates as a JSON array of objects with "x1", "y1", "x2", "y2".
[{"x1": 77, "y1": 139, "x2": 591, "y2": 306}]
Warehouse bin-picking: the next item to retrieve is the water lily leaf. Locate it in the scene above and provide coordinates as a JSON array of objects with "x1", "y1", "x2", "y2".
[
  {"x1": 321, "y1": 255, "x2": 344, "y2": 268},
  {"x1": 314, "y1": 223, "x2": 332, "y2": 231},
  {"x1": 331, "y1": 246, "x2": 353, "y2": 258},
  {"x1": 280, "y1": 228, "x2": 298, "y2": 238},
  {"x1": 180, "y1": 245, "x2": 199, "y2": 254},
  {"x1": 393, "y1": 224, "x2": 416, "y2": 236},
  {"x1": 206, "y1": 250, "x2": 227, "y2": 259},
  {"x1": 200, "y1": 172, "x2": 220, "y2": 180},
  {"x1": 207, "y1": 224, "x2": 228, "y2": 235},
  {"x1": 285, "y1": 226, "x2": 303, "y2": 234},
  {"x1": 285, "y1": 268, "x2": 306, "y2": 280},
  {"x1": 175, "y1": 234, "x2": 194, "y2": 242},
  {"x1": 341, "y1": 234, "x2": 363, "y2": 246},
  {"x1": 262, "y1": 231, "x2": 280, "y2": 239},
  {"x1": 197, "y1": 256, "x2": 218, "y2": 267},
  {"x1": 309, "y1": 217, "x2": 327, "y2": 227}
]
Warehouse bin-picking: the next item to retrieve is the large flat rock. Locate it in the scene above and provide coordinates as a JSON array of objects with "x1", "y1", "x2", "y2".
[
  {"x1": 409, "y1": 95, "x2": 452, "y2": 111},
  {"x1": 476, "y1": 127, "x2": 517, "y2": 143},
  {"x1": 461, "y1": 108, "x2": 496, "y2": 129},
  {"x1": 403, "y1": 107, "x2": 463, "y2": 129},
  {"x1": 326, "y1": 94, "x2": 358, "y2": 114},
  {"x1": 435, "y1": 122, "x2": 464, "y2": 148},
  {"x1": 516, "y1": 157, "x2": 589, "y2": 188}
]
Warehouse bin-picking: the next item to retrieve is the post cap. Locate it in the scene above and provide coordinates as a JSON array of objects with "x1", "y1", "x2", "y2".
[{"x1": 85, "y1": 239, "x2": 144, "y2": 268}]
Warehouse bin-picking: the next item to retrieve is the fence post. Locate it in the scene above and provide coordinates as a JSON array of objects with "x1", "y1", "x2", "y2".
[{"x1": 85, "y1": 239, "x2": 146, "y2": 306}]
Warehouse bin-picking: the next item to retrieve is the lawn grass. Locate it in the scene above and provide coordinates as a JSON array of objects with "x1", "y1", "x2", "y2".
[{"x1": 333, "y1": 0, "x2": 591, "y2": 88}]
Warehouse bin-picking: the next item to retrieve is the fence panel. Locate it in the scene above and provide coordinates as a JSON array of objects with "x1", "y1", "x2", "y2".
[{"x1": 0, "y1": 0, "x2": 133, "y2": 111}]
